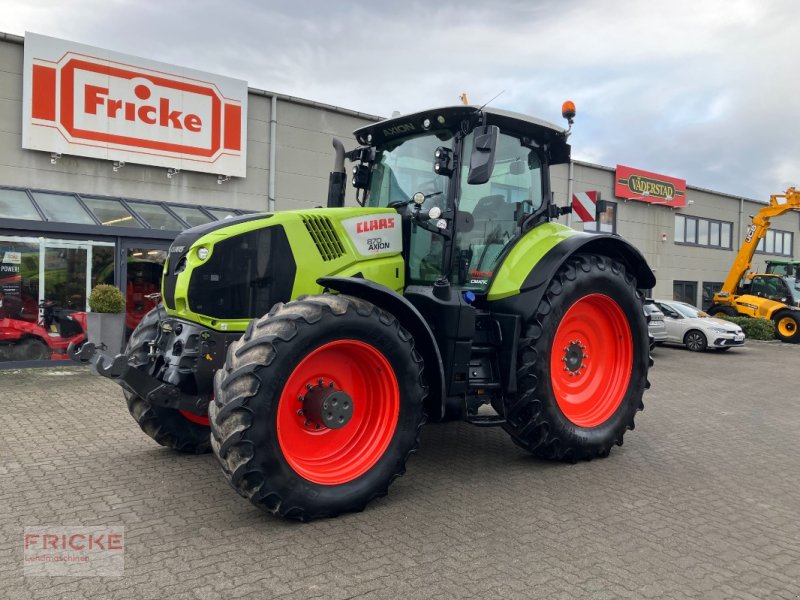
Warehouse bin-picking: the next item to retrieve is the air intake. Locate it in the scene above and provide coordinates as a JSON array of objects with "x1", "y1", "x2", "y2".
[{"x1": 302, "y1": 215, "x2": 345, "y2": 261}]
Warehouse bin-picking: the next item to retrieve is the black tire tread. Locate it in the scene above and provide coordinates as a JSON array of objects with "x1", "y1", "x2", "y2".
[
  {"x1": 210, "y1": 293, "x2": 426, "y2": 521},
  {"x1": 773, "y1": 309, "x2": 800, "y2": 344},
  {"x1": 124, "y1": 307, "x2": 211, "y2": 454},
  {"x1": 684, "y1": 329, "x2": 708, "y2": 352},
  {"x1": 503, "y1": 253, "x2": 651, "y2": 462}
]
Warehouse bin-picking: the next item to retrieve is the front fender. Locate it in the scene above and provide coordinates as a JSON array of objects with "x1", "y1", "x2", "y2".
[{"x1": 318, "y1": 276, "x2": 446, "y2": 421}]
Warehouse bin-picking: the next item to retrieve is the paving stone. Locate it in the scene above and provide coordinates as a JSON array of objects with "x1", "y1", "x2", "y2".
[{"x1": 1, "y1": 341, "x2": 798, "y2": 599}]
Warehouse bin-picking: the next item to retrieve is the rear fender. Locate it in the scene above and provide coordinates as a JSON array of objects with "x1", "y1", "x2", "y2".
[
  {"x1": 318, "y1": 276, "x2": 446, "y2": 421},
  {"x1": 488, "y1": 228, "x2": 655, "y2": 321}
]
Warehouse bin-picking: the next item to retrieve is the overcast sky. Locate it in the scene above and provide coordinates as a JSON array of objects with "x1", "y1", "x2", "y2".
[{"x1": 4, "y1": 0, "x2": 799, "y2": 200}]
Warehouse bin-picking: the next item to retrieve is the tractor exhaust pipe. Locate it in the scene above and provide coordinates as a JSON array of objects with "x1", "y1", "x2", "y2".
[{"x1": 327, "y1": 138, "x2": 347, "y2": 208}]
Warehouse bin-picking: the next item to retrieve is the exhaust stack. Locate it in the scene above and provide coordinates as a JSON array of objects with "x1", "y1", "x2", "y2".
[{"x1": 326, "y1": 138, "x2": 347, "y2": 208}]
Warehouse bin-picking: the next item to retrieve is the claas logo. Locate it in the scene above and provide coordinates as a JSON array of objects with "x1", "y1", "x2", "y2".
[
  {"x1": 355, "y1": 217, "x2": 396, "y2": 234},
  {"x1": 30, "y1": 54, "x2": 242, "y2": 159}
]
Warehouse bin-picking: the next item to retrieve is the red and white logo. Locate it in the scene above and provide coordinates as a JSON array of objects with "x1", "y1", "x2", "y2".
[
  {"x1": 342, "y1": 214, "x2": 402, "y2": 256},
  {"x1": 355, "y1": 217, "x2": 396, "y2": 233},
  {"x1": 23, "y1": 33, "x2": 247, "y2": 177},
  {"x1": 571, "y1": 191, "x2": 599, "y2": 222}
]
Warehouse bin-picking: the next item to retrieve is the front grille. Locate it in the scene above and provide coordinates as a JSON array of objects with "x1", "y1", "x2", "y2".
[{"x1": 302, "y1": 215, "x2": 345, "y2": 261}]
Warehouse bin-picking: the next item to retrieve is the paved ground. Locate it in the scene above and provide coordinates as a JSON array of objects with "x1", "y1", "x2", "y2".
[{"x1": 1, "y1": 341, "x2": 799, "y2": 600}]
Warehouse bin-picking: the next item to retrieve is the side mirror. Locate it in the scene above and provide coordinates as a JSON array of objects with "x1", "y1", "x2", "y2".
[{"x1": 467, "y1": 125, "x2": 499, "y2": 185}]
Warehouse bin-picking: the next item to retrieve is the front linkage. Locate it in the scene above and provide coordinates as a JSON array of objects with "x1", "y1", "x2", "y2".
[{"x1": 69, "y1": 306, "x2": 237, "y2": 419}]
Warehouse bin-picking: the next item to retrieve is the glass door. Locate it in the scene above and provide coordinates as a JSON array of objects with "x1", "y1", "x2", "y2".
[
  {"x1": 0, "y1": 236, "x2": 115, "y2": 363},
  {"x1": 41, "y1": 240, "x2": 116, "y2": 312},
  {"x1": 42, "y1": 244, "x2": 89, "y2": 311},
  {"x1": 121, "y1": 241, "x2": 168, "y2": 336}
]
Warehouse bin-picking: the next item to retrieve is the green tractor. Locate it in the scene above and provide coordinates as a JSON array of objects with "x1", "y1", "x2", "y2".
[{"x1": 72, "y1": 103, "x2": 655, "y2": 520}]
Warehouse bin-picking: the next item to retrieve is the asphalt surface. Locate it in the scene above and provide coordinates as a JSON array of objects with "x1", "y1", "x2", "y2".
[{"x1": 1, "y1": 341, "x2": 799, "y2": 599}]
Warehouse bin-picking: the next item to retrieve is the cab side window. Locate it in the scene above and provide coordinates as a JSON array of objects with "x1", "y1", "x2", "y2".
[
  {"x1": 751, "y1": 276, "x2": 789, "y2": 301},
  {"x1": 455, "y1": 132, "x2": 543, "y2": 289}
]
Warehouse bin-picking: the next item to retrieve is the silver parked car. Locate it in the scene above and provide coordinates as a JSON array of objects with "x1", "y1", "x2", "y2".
[
  {"x1": 654, "y1": 299, "x2": 745, "y2": 352},
  {"x1": 644, "y1": 299, "x2": 667, "y2": 347}
]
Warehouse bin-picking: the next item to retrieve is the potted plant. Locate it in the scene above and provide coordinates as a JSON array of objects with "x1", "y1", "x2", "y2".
[{"x1": 87, "y1": 284, "x2": 126, "y2": 357}]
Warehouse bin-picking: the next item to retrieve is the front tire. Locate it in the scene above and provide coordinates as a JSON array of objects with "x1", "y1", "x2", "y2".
[
  {"x1": 210, "y1": 294, "x2": 426, "y2": 521},
  {"x1": 124, "y1": 307, "x2": 211, "y2": 454},
  {"x1": 774, "y1": 310, "x2": 800, "y2": 343},
  {"x1": 684, "y1": 330, "x2": 708, "y2": 352},
  {"x1": 708, "y1": 305, "x2": 737, "y2": 318},
  {"x1": 503, "y1": 254, "x2": 650, "y2": 461}
]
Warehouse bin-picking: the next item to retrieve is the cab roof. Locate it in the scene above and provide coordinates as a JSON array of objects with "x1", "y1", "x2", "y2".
[{"x1": 354, "y1": 105, "x2": 571, "y2": 164}]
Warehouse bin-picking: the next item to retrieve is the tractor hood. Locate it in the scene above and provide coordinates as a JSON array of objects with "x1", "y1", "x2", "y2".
[{"x1": 161, "y1": 207, "x2": 405, "y2": 332}]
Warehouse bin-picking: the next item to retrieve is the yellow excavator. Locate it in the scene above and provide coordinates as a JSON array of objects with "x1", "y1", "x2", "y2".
[{"x1": 708, "y1": 187, "x2": 800, "y2": 343}]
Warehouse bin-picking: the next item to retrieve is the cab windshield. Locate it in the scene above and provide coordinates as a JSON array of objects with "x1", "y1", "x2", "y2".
[{"x1": 367, "y1": 131, "x2": 454, "y2": 208}]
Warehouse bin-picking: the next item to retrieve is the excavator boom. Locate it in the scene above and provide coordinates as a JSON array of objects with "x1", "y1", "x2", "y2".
[{"x1": 718, "y1": 187, "x2": 800, "y2": 297}]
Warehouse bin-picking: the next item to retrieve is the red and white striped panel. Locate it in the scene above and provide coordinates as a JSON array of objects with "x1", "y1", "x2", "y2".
[{"x1": 571, "y1": 191, "x2": 598, "y2": 222}]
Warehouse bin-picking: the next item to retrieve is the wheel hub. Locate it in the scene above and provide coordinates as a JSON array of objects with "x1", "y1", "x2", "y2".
[
  {"x1": 562, "y1": 340, "x2": 588, "y2": 377},
  {"x1": 300, "y1": 380, "x2": 354, "y2": 430}
]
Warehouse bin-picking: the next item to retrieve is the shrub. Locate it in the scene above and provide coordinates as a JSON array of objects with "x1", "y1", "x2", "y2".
[
  {"x1": 89, "y1": 284, "x2": 125, "y2": 313},
  {"x1": 716, "y1": 315, "x2": 775, "y2": 340}
]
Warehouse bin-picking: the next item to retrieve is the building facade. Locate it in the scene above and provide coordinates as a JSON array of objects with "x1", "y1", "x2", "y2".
[
  {"x1": 0, "y1": 31, "x2": 797, "y2": 366},
  {"x1": 0, "y1": 32, "x2": 378, "y2": 364},
  {"x1": 551, "y1": 161, "x2": 798, "y2": 307}
]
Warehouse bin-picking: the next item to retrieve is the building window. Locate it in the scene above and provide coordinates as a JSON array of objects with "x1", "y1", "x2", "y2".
[
  {"x1": 126, "y1": 201, "x2": 185, "y2": 231},
  {"x1": 674, "y1": 215, "x2": 732, "y2": 249},
  {"x1": 0, "y1": 185, "x2": 251, "y2": 232},
  {"x1": 673, "y1": 280, "x2": 698, "y2": 306},
  {"x1": 583, "y1": 201, "x2": 616, "y2": 234},
  {"x1": 756, "y1": 229, "x2": 793, "y2": 257},
  {"x1": 31, "y1": 192, "x2": 96, "y2": 225},
  {"x1": 0, "y1": 235, "x2": 115, "y2": 363},
  {"x1": 702, "y1": 281, "x2": 723, "y2": 310},
  {"x1": 0, "y1": 189, "x2": 41, "y2": 221}
]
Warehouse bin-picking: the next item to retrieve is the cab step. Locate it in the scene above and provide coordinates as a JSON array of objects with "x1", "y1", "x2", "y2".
[{"x1": 466, "y1": 414, "x2": 506, "y2": 427}]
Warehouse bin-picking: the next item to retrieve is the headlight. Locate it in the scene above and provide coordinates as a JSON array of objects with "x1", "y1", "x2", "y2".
[
  {"x1": 197, "y1": 246, "x2": 209, "y2": 261},
  {"x1": 709, "y1": 327, "x2": 729, "y2": 334}
]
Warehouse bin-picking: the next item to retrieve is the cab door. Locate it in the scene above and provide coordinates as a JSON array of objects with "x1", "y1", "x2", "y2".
[{"x1": 453, "y1": 131, "x2": 545, "y2": 290}]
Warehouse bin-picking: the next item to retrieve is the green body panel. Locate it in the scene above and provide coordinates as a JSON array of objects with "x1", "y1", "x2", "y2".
[
  {"x1": 163, "y1": 207, "x2": 404, "y2": 332},
  {"x1": 487, "y1": 222, "x2": 578, "y2": 301}
]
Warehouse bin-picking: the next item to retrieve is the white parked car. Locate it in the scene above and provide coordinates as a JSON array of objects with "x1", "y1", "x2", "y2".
[
  {"x1": 644, "y1": 299, "x2": 667, "y2": 347},
  {"x1": 654, "y1": 299, "x2": 745, "y2": 352}
]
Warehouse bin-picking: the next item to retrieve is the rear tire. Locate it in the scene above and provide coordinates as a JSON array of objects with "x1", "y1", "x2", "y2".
[
  {"x1": 210, "y1": 294, "x2": 426, "y2": 521},
  {"x1": 684, "y1": 330, "x2": 708, "y2": 352},
  {"x1": 502, "y1": 254, "x2": 650, "y2": 462},
  {"x1": 12, "y1": 338, "x2": 50, "y2": 361},
  {"x1": 774, "y1": 310, "x2": 800, "y2": 343},
  {"x1": 124, "y1": 307, "x2": 211, "y2": 454}
]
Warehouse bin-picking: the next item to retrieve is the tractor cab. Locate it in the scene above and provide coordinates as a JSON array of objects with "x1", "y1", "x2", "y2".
[
  {"x1": 351, "y1": 105, "x2": 571, "y2": 293},
  {"x1": 747, "y1": 273, "x2": 800, "y2": 306},
  {"x1": 764, "y1": 259, "x2": 800, "y2": 279}
]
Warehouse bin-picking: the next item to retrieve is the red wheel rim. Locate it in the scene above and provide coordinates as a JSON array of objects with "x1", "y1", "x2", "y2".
[
  {"x1": 180, "y1": 410, "x2": 209, "y2": 426},
  {"x1": 277, "y1": 340, "x2": 400, "y2": 485},
  {"x1": 549, "y1": 293, "x2": 633, "y2": 427}
]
